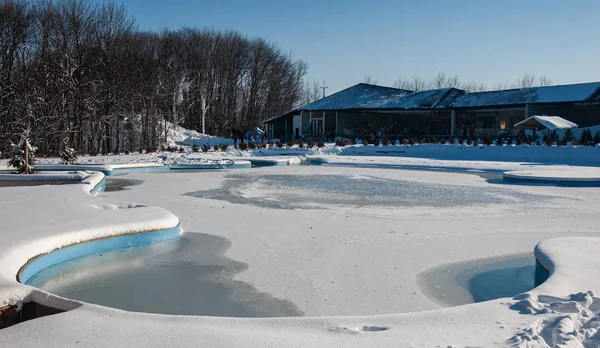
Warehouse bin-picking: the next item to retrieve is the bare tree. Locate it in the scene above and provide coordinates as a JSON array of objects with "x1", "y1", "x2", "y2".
[{"x1": 363, "y1": 74, "x2": 377, "y2": 85}]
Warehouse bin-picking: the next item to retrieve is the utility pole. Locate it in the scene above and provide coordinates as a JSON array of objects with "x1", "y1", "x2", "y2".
[{"x1": 321, "y1": 81, "x2": 328, "y2": 98}]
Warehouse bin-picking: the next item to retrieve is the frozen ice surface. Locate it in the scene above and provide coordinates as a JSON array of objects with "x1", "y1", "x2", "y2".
[
  {"x1": 186, "y1": 173, "x2": 554, "y2": 209},
  {"x1": 28, "y1": 232, "x2": 302, "y2": 317}
]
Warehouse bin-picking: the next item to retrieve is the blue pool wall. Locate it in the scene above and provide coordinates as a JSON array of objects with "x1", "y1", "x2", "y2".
[
  {"x1": 534, "y1": 259, "x2": 550, "y2": 287},
  {"x1": 19, "y1": 225, "x2": 181, "y2": 285}
]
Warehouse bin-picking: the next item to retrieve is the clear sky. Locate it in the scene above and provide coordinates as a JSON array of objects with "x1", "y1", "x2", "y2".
[{"x1": 98, "y1": 0, "x2": 600, "y2": 94}]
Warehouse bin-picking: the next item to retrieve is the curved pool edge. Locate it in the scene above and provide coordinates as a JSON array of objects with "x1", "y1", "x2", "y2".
[{"x1": 17, "y1": 224, "x2": 182, "y2": 285}]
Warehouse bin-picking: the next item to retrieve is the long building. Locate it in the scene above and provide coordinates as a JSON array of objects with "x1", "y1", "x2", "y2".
[{"x1": 263, "y1": 82, "x2": 600, "y2": 140}]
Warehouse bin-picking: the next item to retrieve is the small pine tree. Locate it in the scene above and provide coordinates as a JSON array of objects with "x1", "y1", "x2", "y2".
[
  {"x1": 60, "y1": 139, "x2": 78, "y2": 165},
  {"x1": 8, "y1": 138, "x2": 37, "y2": 174},
  {"x1": 564, "y1": 129, "x2": 574, "y2": 142},
  {"x1": 191, "y1": 143, "x2": 199, "y2": 152}
]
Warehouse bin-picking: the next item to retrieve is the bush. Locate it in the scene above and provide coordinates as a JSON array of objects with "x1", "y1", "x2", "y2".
[
  {"x1": 594, "y1": 132, "x2": 600, "y2": 145},
  {"x1": 160, "y1": 145, "x2": 166, "y2": 152},
  {"x1": 248, "y1": 142, "x2": 257, "y2": 150},
  {"x1": 317, "y1": 139, "x2": 325, "y2": 148},
  {"x1": 307, "y1": 140, "x2": 315, "y2": 148},
  {"x1": 382, "y1": 138, "x2": 389, "y2": 146},
  {"x1": 347, "y1": 138, "x2": 355, "y2": 145},
  {"x1": 298, "y1": 140, "x2": 304, "y2": 148},
  {"x1": 335, "y1": 139, "x2": 345, "y2": 147},
  {"x1": 563, "y1": 129, "x2": 574, "y2": 142},
  {"x1": 495, "y1": 138, "x2": 503, "y2": 146},
  {"x1": 191, "y1": 143, "x2": 199, "y2": 152},
  {"x1": 367, "y1": 133, "x2": 377, "y2": 145},
  {"x1": 146, "y1": 146, "x2": 157, "y2": 153},
  {"x1": 268, "y1": 141, "x2": 274, "y2": 149},
  {"x1": 201, "y1": 144, "x2": 210, "y2": 152},
  {"x1": 213, "y1": 144, "x2": 219, "y2": 151},
  {"x1": 219, "y1": 143, "x2": 228, "y2": 151},
  {"x1": 580, "y1": 129, "x2": 593, "y2": 145},
  {"x1": 362, "y1": 139, "x2": 368, "y2": 146},
  {"x1": 238, "y1": 142, "x2": 248, "y2": 150},
  {"x1": 276, "y1": 141, "x2": 283, "y2": 148},
  {"x1": 178, "y1": 146, "x2": 185, "y2": 153},
  {"x1": 572, "y1": 139, "x2": 580, "y2": 146},
  {"x1": 286, "y1": 140, "x2": 294, "y2": 148}
]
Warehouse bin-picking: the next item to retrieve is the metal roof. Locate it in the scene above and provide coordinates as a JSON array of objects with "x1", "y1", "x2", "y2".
[
  {"x1": 264, "y1": 81, "x2": 600, "y2": 123},
  {"x1": 299, "y1": 83, "x2": 411, "y2": 111},
  {"x1": 450, "y1": 82, "x2": 600, "y2": 108}
]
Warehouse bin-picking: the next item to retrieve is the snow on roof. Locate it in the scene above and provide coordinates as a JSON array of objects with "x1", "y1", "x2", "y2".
[
  {"x1": 299, "y1": 83, "x2": 412, "y2": 111},
  {"x1": 363, "y1": 88, "x2": 466, "y2": 109},
  {"x1": 514, "y1": 115, "x2": 578, "y2": 130},
  {"x1": 264, "y1": 81, "x2": 600, "y2": 123},
  {"x1": 451, "y1": 82, "x2": 600, "y2": 108}
]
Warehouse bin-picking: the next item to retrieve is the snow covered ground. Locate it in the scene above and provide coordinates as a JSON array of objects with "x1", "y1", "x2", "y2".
[{"x1": 1, "y1": 158, "x2": 600, "y2": 347}]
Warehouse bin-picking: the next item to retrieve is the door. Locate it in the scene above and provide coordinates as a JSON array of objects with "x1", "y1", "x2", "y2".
[{"x1": 293, "y1": 115, "x2": 302, "y2": 137}]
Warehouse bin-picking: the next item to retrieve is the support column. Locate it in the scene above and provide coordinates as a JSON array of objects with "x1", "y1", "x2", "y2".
[
  {"x1": 335, "y1": 111, "x2": 339, "y2": 137},
  {"x1": 451, "y1": 110, "x2": 456, "y2": 136},
  {"x1": 323, "y1": 111, "x2": 326, "y2": 135}
]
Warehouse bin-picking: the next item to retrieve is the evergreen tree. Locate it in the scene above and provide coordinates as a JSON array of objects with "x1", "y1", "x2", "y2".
[
  {"x1": 8, "y1": 138, "x2": 37, "y2": 174},
  {"x1": 60, "y1": 138, "x2": 78, "y2": 165}
]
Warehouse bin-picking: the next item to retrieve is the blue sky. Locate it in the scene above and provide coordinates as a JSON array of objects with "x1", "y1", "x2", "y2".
[{"x1": 101, "y1": 0, "x2": 600, "y2": 94}]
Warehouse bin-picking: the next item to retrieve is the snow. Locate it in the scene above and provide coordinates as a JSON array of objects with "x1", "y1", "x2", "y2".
[
  {"x1": 504, "y1": 167, "x2": 600, "y2": 182},
  {"x1": 0, "y1": 171, "x2": 90, "y2": 181},
  {"x1": 2, "y1": 150, "x2": 600, "y2": 346},
  {"x1": 514, "y1": 115, "x2": 578, "y2": 130}
]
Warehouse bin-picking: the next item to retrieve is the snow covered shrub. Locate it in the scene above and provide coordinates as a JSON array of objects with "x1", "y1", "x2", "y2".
[
  {"x1": 213, "y1": 144, "x2": 219, "y2": 151},
  {"x1": 495, "y1": 138, "x2": 503, "y2": 146},
  {"x1": 238, "y1": 142, "x2": 248, "y2": 150},
  {"x1": 286, "y1": 140, "x2": 294, "y2": 148},
  {"x1": 219, "y1": 143, "x2": 228, "y2": 151},
  {"x1": 362, "y1": 139, "x2": 368, "y2": 146},
  {"x1": 594, "y1": 132, "x2": 600, "y2": 146},
  {"x1": 275, "y1": 141, "x2": 283, "y2": 148},
  {"x1": 8, "y1": 139, "x2": 37, "y2": 174},
  {"x1": 317, "y1": 139, "x2": 325, "y2": 148},
  {"x1": 572, "y1": 139, "x2": 579, "y2": 146},
  {"x1": 60, "y1": 146, "x2": 77, "y2": 165},
  {"x1": 248, "y1": 142, "x2": 256, "y2": 150},
  {"x1": 466, "y1": 138, "x2": 473, "y2": 146},
  {"x1": 347, "y1": 138, "x2": 355, "y2": 145},
  {"x1": 448, "y1": 137, "x2": 455, "y2": 145},
  {"x1": 580, "y1": 129, "x2": 593, "y2": 146},
  {"x1": 382, "y1": 138, "x2": 389, "y2": 146},
  {"x1": 192, "y1": 143, "x2": 199, "y2": 152},
  {"x1": 146, "y1": 146, "x2": 157, "y2": 153},
  {"x1": 201, "y1": 144, "x2": 210, "y2": 152},
  {"x1": 307, "y1": 140, "x2": 315, "y2": 148},
  {"x1": 160, "y1": 145, "x2": 166, "y2": 152},
  {"x1": 409, "y1": 137, "x2": 418, "y2": 145},
  {"x1": 178, "y1": 146, "x2": 185, "y2": 153},
  {"x1": 297, "y1": 140, "x2": 304, "y2": 148},
  {"x1": 335, "y1": 139, "x2": 345, "y2": 147}
]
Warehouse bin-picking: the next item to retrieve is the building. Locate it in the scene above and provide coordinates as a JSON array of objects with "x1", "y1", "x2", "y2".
[{"x1": 263, "y1": 82, "x2": 600, "y2": 140}]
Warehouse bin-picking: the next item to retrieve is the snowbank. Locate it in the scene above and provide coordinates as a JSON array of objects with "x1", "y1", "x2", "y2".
[
  {"x1": 0, "y1": 171, "x2": 90, "y2": 181},
  {"x1": 504, "y1": 167, "x2": 600, "y2": 182},
  {"x1": 339, "y1": 143, "x2": 600, "y2": 166}
]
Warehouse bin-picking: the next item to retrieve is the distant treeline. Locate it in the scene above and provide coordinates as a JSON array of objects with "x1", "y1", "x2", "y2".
[{"x1": 0, "y1": 0, "x2": 306, "y2": 155}]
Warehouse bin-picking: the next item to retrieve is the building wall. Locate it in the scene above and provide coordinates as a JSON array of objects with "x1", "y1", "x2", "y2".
[
  {"x1": 527, "y1": 103, "x2": 600, "y2": 127},
  {"x1": 454, "y1": 108, "x2": 525, "y2": 137},
  {"x1": 337, "y1": 111, "x2": 452, "y2": 139}
]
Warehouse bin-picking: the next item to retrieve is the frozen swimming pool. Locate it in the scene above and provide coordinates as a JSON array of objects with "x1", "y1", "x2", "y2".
[
  {"x1": 417, "y1": 254, "x2": 546, "y2": 306},
  {"x1": 27, "y1": 233, "x2": 302, "y2": 317},
  {"x1": 185, "y1": 173, "x2": 554, "y2": 209}
]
